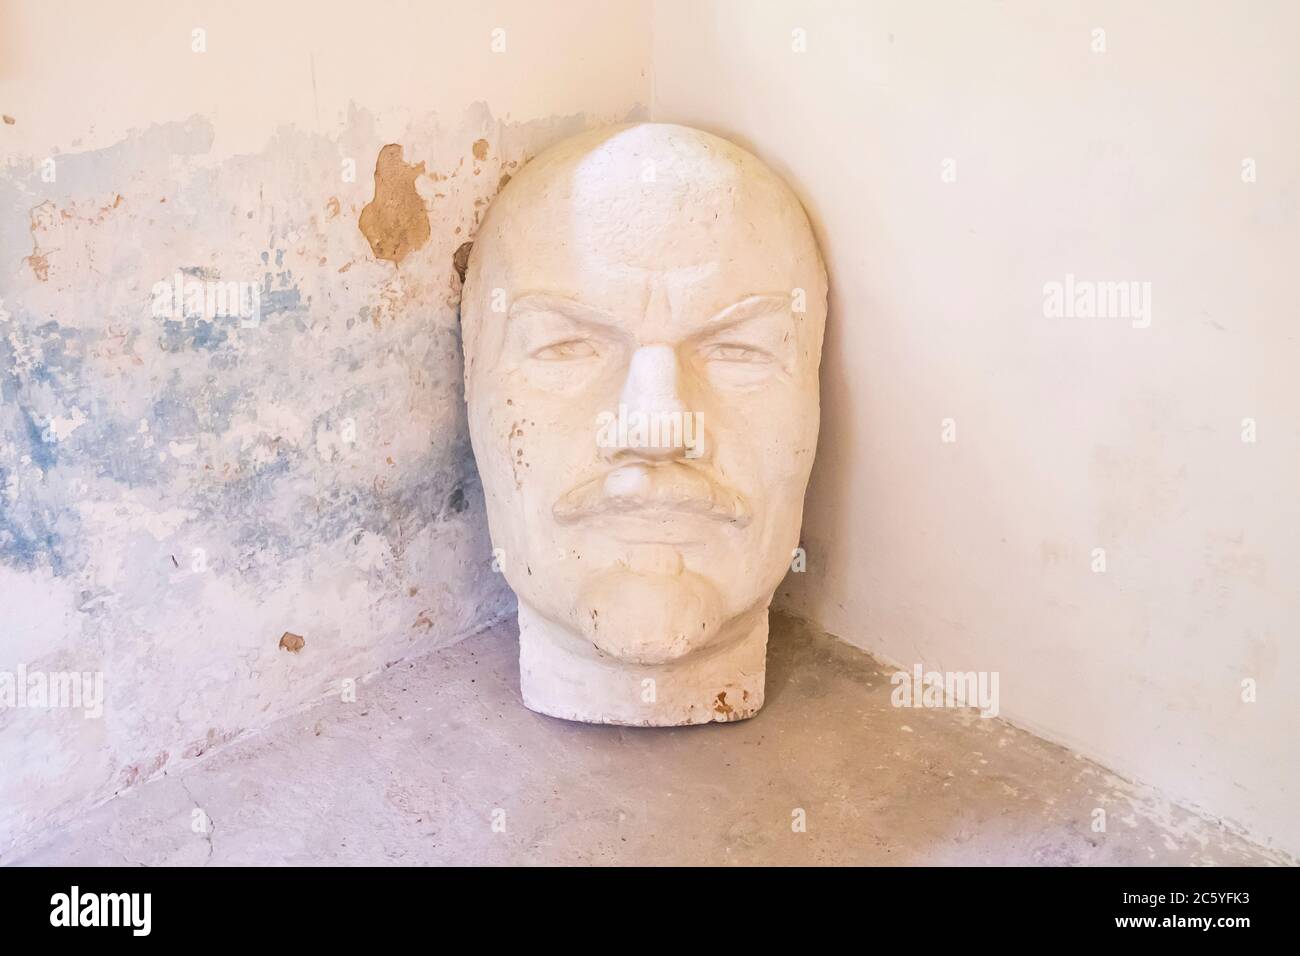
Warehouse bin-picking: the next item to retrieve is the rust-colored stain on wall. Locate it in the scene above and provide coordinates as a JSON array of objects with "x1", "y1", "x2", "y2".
[
  {"x1": 278, "y1": 632, "x2": 306, "y2": 653},
  {"x1": 452, "y1": 241, "x2": 473, "y2": 284},
  {"x1": 24, "y1": 252, "x2": 50, "y2": 282},
  {"x1": 358, "y1": 144, "x2": 431, "y2": 265}
]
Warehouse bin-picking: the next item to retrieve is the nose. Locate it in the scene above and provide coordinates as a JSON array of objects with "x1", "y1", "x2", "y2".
[{"x1": 604, "y1": 344, "x2": 695, "y2": 462}]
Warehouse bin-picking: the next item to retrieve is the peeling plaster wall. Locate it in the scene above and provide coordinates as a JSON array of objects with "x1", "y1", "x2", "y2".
[
  {"x1": 0, "y1": 0, "x2": 652, "y2": 854},
  {"x1": 653, "y1": 0, "x2": 1300, "y2": 856}
]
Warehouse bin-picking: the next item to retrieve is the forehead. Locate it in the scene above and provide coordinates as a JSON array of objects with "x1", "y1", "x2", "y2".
[{"x1": 479, "y1": 130, "x2": 820, "y2": 331}]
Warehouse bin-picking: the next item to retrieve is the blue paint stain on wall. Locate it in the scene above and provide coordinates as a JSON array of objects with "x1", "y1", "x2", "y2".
[
  {"x1": 261, "y1": 286, "x2": 303, "y2": 316},
  {"x1": 0, "y1": 487, "x2": 64, "y2": 575},
  {"x1": 17, "y1": 405, "x2": 58, "y2": 472}
]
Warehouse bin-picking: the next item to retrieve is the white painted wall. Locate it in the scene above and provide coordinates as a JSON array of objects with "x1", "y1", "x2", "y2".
[
  {"x1": 653, "y1": 0, "x2": 1300, "y2": 856},
  {"x1": 0, "y1": 0, "x2": 651, "y2": 855},
  {"x1": 0, "y1": 0, "x2": 651, "y2": 158}
]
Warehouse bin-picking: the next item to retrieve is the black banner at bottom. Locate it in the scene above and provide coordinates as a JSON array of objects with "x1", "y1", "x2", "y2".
[{"x1": 0, "y1": 865, "x2": 1292, "y2": 941}]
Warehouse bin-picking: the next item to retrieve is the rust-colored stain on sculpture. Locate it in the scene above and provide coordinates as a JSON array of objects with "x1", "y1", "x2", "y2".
[{"x1": 358, "y1": 144, "x2": 431, "y2": 265}]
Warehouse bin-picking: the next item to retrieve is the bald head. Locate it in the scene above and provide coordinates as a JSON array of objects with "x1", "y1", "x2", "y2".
[{"x1": 462, "y1": 123, "x2": 826, "y2": 387}]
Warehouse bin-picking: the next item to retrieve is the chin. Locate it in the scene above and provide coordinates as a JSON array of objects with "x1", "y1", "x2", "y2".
[{"x1": 573, "y1": 565, "x2": 726, "y2": 665}]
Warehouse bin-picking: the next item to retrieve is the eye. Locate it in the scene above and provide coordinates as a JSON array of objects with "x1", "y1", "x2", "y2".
[
  {"x1": 532, "y1": 339, "x2": 597, "y2": 361},
  {"x1": 702, "y1": 342, "x2": 770, "y2": 363}
]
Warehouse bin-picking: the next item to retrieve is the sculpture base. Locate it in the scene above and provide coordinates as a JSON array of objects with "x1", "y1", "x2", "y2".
[{"x1": 517, "y1": 603, "x2": 768, "y2": 726}]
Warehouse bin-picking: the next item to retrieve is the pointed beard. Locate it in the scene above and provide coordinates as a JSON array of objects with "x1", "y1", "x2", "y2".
[{"x1": 574, "y1": 566, "x2": 725, "y2": 664}]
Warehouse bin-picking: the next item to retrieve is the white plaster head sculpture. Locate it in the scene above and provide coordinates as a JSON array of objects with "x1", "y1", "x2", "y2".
[{"x1": 462, "y1": 124, "x2": 827, "y2": 725}]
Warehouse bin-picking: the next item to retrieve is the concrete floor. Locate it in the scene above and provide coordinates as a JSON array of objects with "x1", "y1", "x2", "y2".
[{"x1": 8, "y1": 613, "x2": 1288, "y2": 866}]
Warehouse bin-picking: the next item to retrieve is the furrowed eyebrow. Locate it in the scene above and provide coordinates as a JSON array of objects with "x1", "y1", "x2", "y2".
[
  {"x1": 508, "y1": 293, "x2": 617, "y2": 327},
  {"x1": 507, "y1": 292, "x2": 794, "y2": 333},
  {"x1": 704, "y1": 294, "x2": 794, "y2": 331}
]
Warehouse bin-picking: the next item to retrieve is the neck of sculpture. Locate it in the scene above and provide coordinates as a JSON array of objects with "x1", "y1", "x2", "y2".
[{"x1": 516, "y1": 602, "x2": 769, "y2": 726}]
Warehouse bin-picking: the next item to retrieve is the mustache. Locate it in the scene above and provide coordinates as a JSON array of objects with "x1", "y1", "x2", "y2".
[{"x1": 552, "y1": 463, "x2": 751, "y2": 527}]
